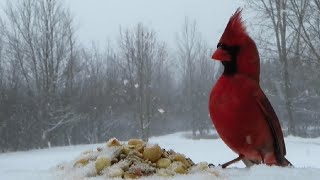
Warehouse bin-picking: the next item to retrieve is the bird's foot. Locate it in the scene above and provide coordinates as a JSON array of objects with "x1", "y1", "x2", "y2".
[{"x1": 219, "y1": 155, "x2": 244, "y2": 168}]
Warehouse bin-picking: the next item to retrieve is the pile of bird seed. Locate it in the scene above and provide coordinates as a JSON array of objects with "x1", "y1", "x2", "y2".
[{"x1": 56, "y1": 138, "x2": 215, "y2": 179}]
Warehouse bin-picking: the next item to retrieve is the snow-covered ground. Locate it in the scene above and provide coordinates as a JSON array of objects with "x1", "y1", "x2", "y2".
[{"x1": 0, "y1": 132, "x2": 320, "y2": 180}]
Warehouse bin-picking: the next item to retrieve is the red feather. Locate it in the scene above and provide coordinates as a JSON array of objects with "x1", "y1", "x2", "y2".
[
  {"x1": 255, "y1": 90, "x2": 287, "y2": 161},
  {"x1": 219, "y1": 8, "x2": 247, "y2": 46},
  {"x1": 209, "y1": 9, "x2": 291, "y2": 167}
]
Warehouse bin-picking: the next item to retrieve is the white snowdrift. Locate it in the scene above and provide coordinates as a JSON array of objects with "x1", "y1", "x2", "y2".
[{"x1": 0, "y1": 132, "x2": 320, "y2": 180}]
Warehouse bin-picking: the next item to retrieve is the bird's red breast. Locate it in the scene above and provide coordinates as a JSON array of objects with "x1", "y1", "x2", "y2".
[{"x1": 209, "y1": 74, "x2": 286, "y2": 165}]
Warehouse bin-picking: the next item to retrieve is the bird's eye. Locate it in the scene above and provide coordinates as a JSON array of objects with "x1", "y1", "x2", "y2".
[
  {"x1": 217, "y1": 43, "x2": 226, "y2": 49},
  {"x1": 216, "y1": 43, "x2": 240, "y2": 55}
]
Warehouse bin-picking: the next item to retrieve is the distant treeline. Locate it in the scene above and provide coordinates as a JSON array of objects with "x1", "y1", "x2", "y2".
[{"x1": 0, "y1": 0, "x2": 319, "y2": 152}]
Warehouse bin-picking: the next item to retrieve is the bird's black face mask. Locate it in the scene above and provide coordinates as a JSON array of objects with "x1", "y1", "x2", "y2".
[{"x1": 216, "y1": 43, "x2": 240, "y2": 75}]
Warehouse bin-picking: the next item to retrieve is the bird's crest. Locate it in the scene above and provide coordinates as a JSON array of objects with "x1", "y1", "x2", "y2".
[{"x1": 219, "y1": 8, "x2": 248, "y2": 45}]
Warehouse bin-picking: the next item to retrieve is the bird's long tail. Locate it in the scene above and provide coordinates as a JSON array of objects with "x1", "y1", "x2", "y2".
[{"x1": 282, "y1": 157, "x2": 293, "y2": 167}]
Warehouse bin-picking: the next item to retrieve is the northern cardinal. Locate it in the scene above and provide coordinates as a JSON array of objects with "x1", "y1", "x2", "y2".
[{"x1": 209, "y1": 9, "x2": 291, "y2": 168}]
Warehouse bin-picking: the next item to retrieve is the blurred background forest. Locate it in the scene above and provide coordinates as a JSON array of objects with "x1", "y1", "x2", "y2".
[{"x1": 0, "y1": 0, "x2": 319, "y2": 152}]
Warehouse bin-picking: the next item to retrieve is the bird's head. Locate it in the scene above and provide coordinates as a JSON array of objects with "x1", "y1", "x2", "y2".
[{"x1": 212, "y1": 9, "x2": 260, "y2": 82}]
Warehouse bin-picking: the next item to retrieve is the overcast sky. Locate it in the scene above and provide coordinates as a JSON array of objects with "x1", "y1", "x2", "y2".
[
  {"x1": 0, "y1": 0, "x2": 244, "y2": 48},
  {"x1": 64, "y1": 0, "x2": 244, "y2": 48}
]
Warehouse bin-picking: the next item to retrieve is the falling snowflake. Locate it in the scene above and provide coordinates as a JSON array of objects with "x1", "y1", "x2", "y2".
[
  {"x1": 134, "y1": 83, "x2": 139, "y2": 88},
  {"x1": 123, "y1": 79, "x2": 129, "y2": 85},
  {"x1": 158, "y1": 108, "x2": 165, "y2": 114}
]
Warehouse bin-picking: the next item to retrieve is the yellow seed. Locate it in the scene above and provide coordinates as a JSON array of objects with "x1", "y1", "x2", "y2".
[
  {"x1": 74, "y1": 159, "x2": 89, "y2": 167},
  {"x1": 95, "y1": 157, "x2": 111, "y2": 174},
  {"x1": 156, "y1": 169, "x2": 174, "y2": 177},
  {"x1": 123, "y1": 172, "x2": 140, "y2": 179},
  {"x1": 170, "y1": 162, "x2": 187, "y2": 174},
  {"x1": 135, "y1": 144, "x2": 145, "y2": 152},
  {"x1": 128, "y1": 139, "x2": 144, "y2": 146},
  {"x1": 107, "y1": 138, "x2": 121, "y2": 147},
  {"x1": 174, "y1": 165, "x2": 187, "y2": 174},
  {"x1": 196, "y1": 162, "x2": 209, "y2": 170},
  {"x1": 122, "y1": 146, "x2": 131, "y2": 155},
  {"x1": 143, "y1": 144, "x2": 162, "y2": 163},
  {"x1": 156, "y1": 158, "x2": 172, "y2": 168},
  {"x1": 174, "y1": 153, "x2": 191, "y2": 168}
]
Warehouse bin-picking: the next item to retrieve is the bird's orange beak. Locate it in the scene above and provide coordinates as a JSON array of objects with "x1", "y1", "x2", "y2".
[{"x1": 212, "y1": 48, "x2": 231, "y2": 61}]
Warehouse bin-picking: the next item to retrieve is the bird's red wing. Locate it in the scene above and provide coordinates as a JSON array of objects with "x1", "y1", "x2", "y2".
[{"x1": 255, "y1": 89, "x2": 286, "y2": 161}]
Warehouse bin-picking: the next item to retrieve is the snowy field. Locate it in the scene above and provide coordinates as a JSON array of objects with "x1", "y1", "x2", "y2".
[{"x1": 0, "y1": 132, "x2": 320, "y2": 180}]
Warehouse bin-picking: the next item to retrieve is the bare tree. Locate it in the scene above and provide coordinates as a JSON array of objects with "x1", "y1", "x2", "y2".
[
  {"x1": 118, "y1": 23, "x2": 168, "y2": 141},
  {"x1": 176, "y1": 18, "x2": 199, "y2": 136},
  {"x1": 289, "y1": 0, "x2": 320, "y2": 134},
  {"x1": 176, "y1": 18, "x2": 218, "y2": 136},
  {"x1": 194, "y1": 40, "x2": 218, "y2": 135},
  {"x1": 248, "y1": 0, "x2": 297, "y2": 135},
  {"x1": 247, "y1": 0, "x2": 320, "y2": 136},
  {"x1": 2, "y1": 0, "x2": 78, "y2": 146},
  {"x1": 292, "y1": 0, "x2": 320, "y2": 61}
]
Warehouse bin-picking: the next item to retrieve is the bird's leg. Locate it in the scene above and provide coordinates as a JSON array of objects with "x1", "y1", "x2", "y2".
[
  {"x1": 220, "y1": 155, "x2": 244, "y2": 168},
  {"x1": 259, "y1": 152, "x2": 265, "y2": 164}
]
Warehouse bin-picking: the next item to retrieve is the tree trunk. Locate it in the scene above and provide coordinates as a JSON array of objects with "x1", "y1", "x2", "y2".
[{"x1": 283, "y1": 61, "x2": 295, "y2": 135}]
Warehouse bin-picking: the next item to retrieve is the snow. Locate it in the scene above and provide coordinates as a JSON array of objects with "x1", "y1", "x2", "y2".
[
  {"x1": 0, "y1": 132, "x2": 320, "y2": 180},
  {"x1": 135, "y1": 83, "x2": 139, "y2": 88},
  {"x1": 158, "y1": 109, "x2": 165, "y2": 114},
  {"x1": 123, "y1": 79, "x2": 129, "y2": 85}
]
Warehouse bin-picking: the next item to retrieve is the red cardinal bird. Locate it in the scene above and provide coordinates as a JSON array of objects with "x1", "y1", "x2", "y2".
[{"x1": 209, "y1": 9, "x2": 291, "y2": 168}]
